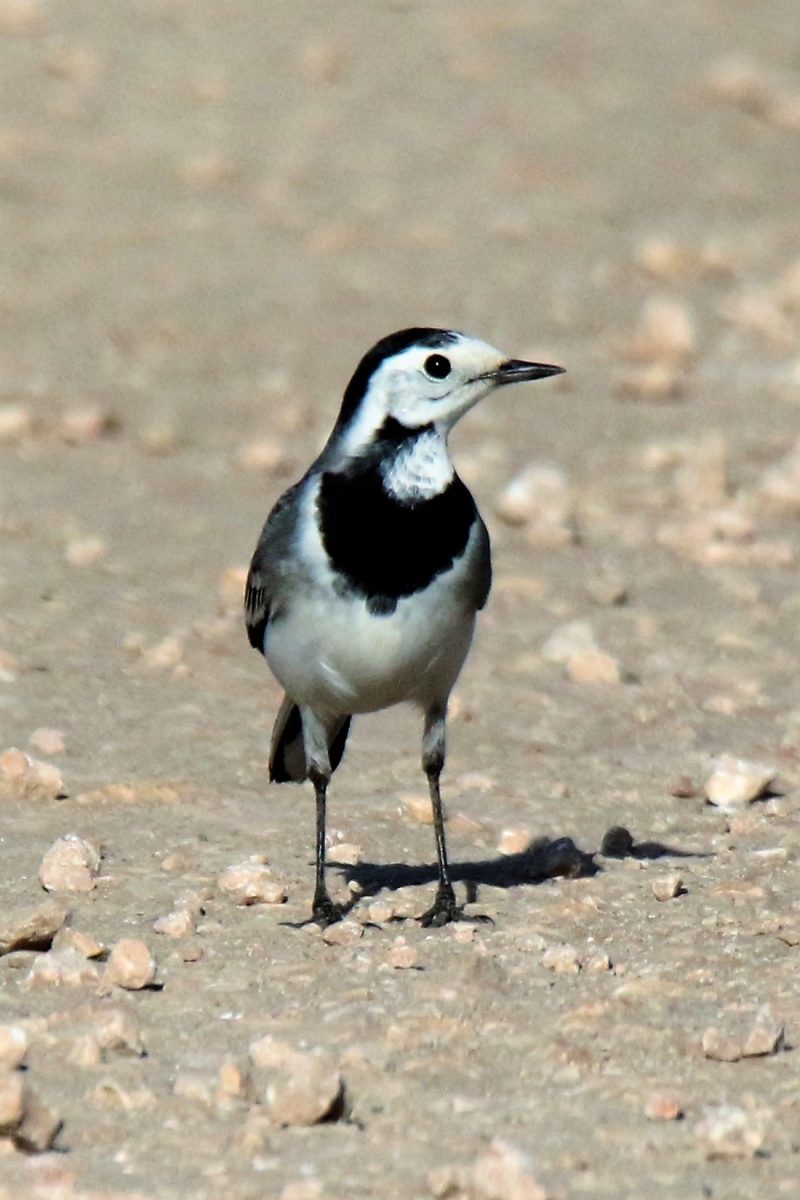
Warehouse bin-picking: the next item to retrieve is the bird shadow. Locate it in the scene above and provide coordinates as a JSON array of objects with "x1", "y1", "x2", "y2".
[{"x1": 336, "y1": 827, "x2": 709, "y2": 902}]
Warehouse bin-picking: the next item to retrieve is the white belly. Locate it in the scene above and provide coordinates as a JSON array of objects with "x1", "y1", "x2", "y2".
[{"x1": 265, "y1": 576, "x2": 475, "y2": 716}]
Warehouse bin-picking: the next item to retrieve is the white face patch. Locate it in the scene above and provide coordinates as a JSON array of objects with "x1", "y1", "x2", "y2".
[
  {"x1": 381, "y1": 430, "x2": 454, "y2": 502},
  {"x1": 335, "y1": 335, "x2": 507, "y2": 463}
]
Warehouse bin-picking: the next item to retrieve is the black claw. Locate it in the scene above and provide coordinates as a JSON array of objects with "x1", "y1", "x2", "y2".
[
  {"x1": 310, "y1": 895, "x2": 349, "y2": 928},
  {"x1": 419, "y1": 886, "x2": 463, "y2": 928}
]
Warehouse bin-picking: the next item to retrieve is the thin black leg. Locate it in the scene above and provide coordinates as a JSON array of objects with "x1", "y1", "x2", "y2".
[
  {"x1": 308, "y1": 767, "x2": 346, "y2": 928},
  {"x1": 419, "y1": 704, "x2": 463, "y2": 927}
]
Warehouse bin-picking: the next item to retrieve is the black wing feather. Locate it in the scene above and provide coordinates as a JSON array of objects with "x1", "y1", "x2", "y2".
[{"x1": 244, "y1": 483, "x2": 302, "y2": 654}]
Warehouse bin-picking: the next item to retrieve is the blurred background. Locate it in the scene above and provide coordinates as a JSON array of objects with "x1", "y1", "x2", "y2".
[{"x1": 3, "y1": 0, "x2": 799, "y2": 437}]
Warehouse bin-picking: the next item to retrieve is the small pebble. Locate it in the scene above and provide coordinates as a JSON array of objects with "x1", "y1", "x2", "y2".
[
  {"x1": 91, "y1": 1080, "x2": 157, "y2": 1112},
  {"x1": 566, "y1": 649, "x2": 621, "y2": 686},
  {"x1": 249, "y1": 1035, "x2": 295, "y2": 1070},
  {"x1": 64, "y1": 536, "x2": 106, "y2": 567},
  {"x1": 68, "y1": 1034, "x2": 102, "y2": 1067},
  {"x1": 494, "y1": 463, "x2": 573, "y2": 548},
  {"x1": 0, "y1": 1026, "x2": 28, "y2": 1071},
  {"x1": 718, "y1": 286, "x2": 795, "y2": 350},
  {"x1": 619, "y1": 297, "x2": 696, "y2": 365},
  {"x1": 694, "y1": 1103, "x2": 766, "y2": 1159},
  {"x1": 0, "y1": 899, "x2": 68, "y2": 955},
  {"x1": 586, "y1": 572, "x2": 628, "y2": 606},
  {"x1": 142, "y1": 636, "x2": 184, "y2": 670},
  {"x1": 326, "y1": 842, "x2": 363, "y2": 865},
  {"x1": 153, "y1": 910, "x2": 196, "y2": 938},
  {"x1": 265, "y1": 1052, "x2": 343, "y2": 1127},
  {"x1": 644, "y1": 1091, "x2": 684, "y2": 1121},
  {"x1": 322, "y1": 920, "x2": 363, "y2": 947},
  {"x1": 366, "y1": 900, "x2": 396, "y2": 924},
  {"x1": 13, "y1": 1086, "x2": 62, "y2": 1153},
  {"x1": 652, "y1": 873, "x2": 684, "y2": 901},
  {"x1": 58, "y1": 407, "x2": 117, "y2": 443},
  {"x1": 280, "y1": 1180, "x2": 323, "y2": 1200},
  {"x1": 701, "y1": 1028, "x2": 742, "y2": 1062},
  {"x1": 298, "y1": 38, "x2": 347, "y2": 83},
  {"x1": 616, "y1": 362, "x2": 685, "y2": 401},
  {"x1": 701, "y1": 55, "x2": 774, "y2": 116},
  {"x1": 0, "y1": 648, "x2": 20, "y2": 683},
  {"x1": 447, "y1": 812, "x2": 490, "y2": 837},
  {"x1": 91, "y1": 1007, "x2": 146, "y2": 1057},
  {"x1": 471, "y1": 1138, "x2": 547, "y2": 1200},
  {"x1": 742, "y1": 1004, "x2": 784, "y2": 1057},
  {"x1": 138, "y1": 421, "x2": 180, "y2": 455},
  {"x1": 160, "y1": 852, "x2": 187, "y2": 872},
  {"x1": 218, "y1": 862, "x2": 286, "y2": 906},
  {"x1": 28, "y1": 728, "x2": 65, "y2": 755},
  {"x1": 103, "y1": 939, "x2": 156, "y2": 990},
  {"x1": 39, "y1": 834, "x2": 100, "y2": 893},
  {"x1": 24, "y1": 947, "x2": 101, "y2": 989},
  {"x1": 218, "y1": 566, "x2": 248, "y2": 613},
  {"x1": 385, "y1": 943, "x2": 419, "y2": 969},
  {"x1": 669, "y1": 776, "x2": 697, "y2": 798},
  {"x1": 218, "y1": 1060, "x2": 249, "y2": 1103},
  {"x1": 237, "y1": 439, "x2": 286, "y2": 474},
  {"x1": 53, "y1": 928, "x2": 104, "y2": 958},
  {"x1": 635, "y1": 236, "x2": 731, "y2": 283},
  {"x1": 541, "y1": 944, "x2": 581, "y2": 973},
  {"x1": 583, "y1": 952, "x2": 611, "y2": 973},
  {"x1": 541, "y1": 620, "x2": 596, "y2": 663},
  {"x1": 0, "y1": 403, "x2": 32, "y2": 443},
  {"x1": 704, "y1": 754, "x2": 777, "y2": 810},
  {"x1": 0, "y1": 748, "x2": 65, "y2": 800},
  {"x1": 0, "y1": 1072, "x2": 24, "y2": 1131},
  {"x1": 401, "y1": 794, "x2": 434, "y2": 824},
  {"x1": 172, "y1": 1074, "x2": 214, "y2": 1106},
  {"x1": 453, "y1": 924, "x2": 476, "y2": 944},
  {"x1": 497, "y1": 827, "x2": 532, "y2": 856}
]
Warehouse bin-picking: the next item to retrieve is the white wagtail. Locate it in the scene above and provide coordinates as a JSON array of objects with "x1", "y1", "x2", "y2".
[{"x1": 245, "y1": 328, "x2": 564, "y2": 927}]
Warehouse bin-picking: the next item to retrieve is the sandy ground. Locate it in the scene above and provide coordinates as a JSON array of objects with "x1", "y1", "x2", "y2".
[{"x1": 2, "y1": 1, "x2": 800, "y2": 1197}]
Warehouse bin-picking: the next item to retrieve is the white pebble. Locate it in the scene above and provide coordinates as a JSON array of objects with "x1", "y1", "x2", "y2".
[
  {"x1": 103, "y1": 939, "x2": 156, "y2": 990},
  {"x1": 704, "y1": 754, "x2": 777, "y2": 810},
  {"x1": 64, "y1": 536, "x2": 106, "y2": 567},
  {"x1": 0, "y1": 403, "x2": 32, "y2": 443},
  {"x1": 1, "y1": 748, "x2": 65, "y2": 799},
  {"x1": 541, "y1": 944, "x2": 581, "y2": 973},
  {"x1": 651, "y1": 873, "x2": 683, "y2": 901},
  {"x1": 326, "y1": 842, "x2": 363, "y2": 865},
  {"x1": 217, "y1": 862, "x2": 286, "y2": 906},
  {"x1": 0, "y1": 1026, "x2": 28, "y2": 1071},
  {"x1": 265, "y1": 1052, "x2": 343, "y2": 1127},
  {"x1": 39, "y1": 834, "x2": 100, "y2": 892},
  {"x1": 694, "y1": 1103, "x2": 766, "y2": 1159}
]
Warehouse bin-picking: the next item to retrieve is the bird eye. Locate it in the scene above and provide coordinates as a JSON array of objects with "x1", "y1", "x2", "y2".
[{"x1": 424, "y1": 354, "x2": 451, "y2": 380}]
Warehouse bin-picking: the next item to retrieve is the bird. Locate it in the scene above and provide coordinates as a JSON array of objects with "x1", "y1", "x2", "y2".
[{"x1": 244, "y1": 328, "x2": 564, "y2": 928}]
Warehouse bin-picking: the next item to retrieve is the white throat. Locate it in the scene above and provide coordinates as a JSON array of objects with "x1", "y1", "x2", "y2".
[{"x1": 381, "y1": 430, "x2": 454, "y2": 502}]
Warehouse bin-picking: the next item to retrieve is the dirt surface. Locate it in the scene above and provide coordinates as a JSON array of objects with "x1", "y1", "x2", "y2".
[{"x1": 2, "y1": 1, "x2": 800, "y2": 1197}]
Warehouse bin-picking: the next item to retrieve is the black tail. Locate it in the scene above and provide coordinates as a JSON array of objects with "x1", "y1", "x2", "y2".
[{"x1": 268, "y1": 695, "x2": 352, "y2": 783}]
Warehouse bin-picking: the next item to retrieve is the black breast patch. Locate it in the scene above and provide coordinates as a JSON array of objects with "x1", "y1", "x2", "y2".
[{"x1": 317, "y1": 457, "x2": 477, "y2": 616}]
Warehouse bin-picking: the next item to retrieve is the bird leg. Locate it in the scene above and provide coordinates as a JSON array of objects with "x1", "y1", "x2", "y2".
[
  {"x1": 419, "y1": 704, "x2": 462, "y2": 927},
  {"x1": 303, "y1": 709, "x2": 347, "y2": 928}
]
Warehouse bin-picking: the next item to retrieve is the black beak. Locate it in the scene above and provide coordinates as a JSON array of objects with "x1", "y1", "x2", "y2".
[{"x1": 492, "y1": 359, "x2": 566, "y2": 386}]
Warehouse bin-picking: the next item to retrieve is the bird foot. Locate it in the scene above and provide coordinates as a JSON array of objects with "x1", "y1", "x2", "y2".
[
  {"x1": 419, "y1": 886, "x2": 464, "y2": 928},
  {"x1": 309, "y1": 894, "x2": 350, "y2": 928}
]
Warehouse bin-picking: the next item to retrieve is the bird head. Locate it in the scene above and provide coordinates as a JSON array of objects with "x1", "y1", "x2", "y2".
[{"x1": 332, "y1": 328, "x2": 564, "y2": 456}]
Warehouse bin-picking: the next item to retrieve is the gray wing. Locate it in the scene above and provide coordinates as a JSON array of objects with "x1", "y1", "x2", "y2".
[
  {"x1": 464, "y1": 513, "x2": 492, "y2": 612},
  {"x1": 244, "y1": 482, "x2": 303, "y2": 653}
]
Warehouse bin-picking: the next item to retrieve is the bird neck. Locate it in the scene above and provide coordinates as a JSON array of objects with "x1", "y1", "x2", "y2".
[{"x1": 376, "y1": 420, "x2": 454, "y2": 504}]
